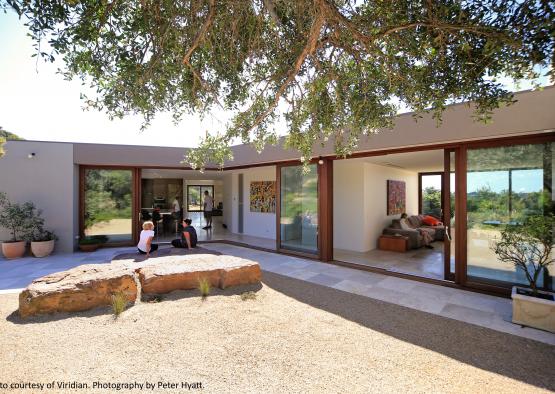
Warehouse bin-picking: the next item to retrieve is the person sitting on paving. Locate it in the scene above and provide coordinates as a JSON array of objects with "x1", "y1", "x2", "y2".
[
  {"x1": 171, "y1": 218, "x2": 198, "y2": 249},
  {"x1": 137, "y1": 221, "x2": 158, "y2": 256}
]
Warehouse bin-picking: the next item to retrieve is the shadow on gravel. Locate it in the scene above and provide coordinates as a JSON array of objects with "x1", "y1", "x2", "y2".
[{"x1": 260, "y1": 270, "x2": 555, "y2": 392}]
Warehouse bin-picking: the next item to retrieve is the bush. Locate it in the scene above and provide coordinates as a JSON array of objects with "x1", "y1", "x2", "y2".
[
  {"x1": 79, "y1": 235, "x2": 109, "y2": 245},
  {"x1": 492, "y1": 214, "x2": 555, "y2": 295},
  {"x1": 0, "y1": 192, "x2": 43, "y2": 242}
]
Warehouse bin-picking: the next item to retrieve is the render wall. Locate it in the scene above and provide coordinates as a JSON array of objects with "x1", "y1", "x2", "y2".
[
  {"x1": 333, "y1": 160, "x2": 418, "y2": 253},
  {"x1": 0, "y1": 141, "x2": 77, "y2": 253}
]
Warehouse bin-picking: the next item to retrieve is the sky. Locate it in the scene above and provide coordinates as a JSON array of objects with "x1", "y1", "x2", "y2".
[
  {"x1": 0, "y1": 8, "x2": 550, "y2": 149},
  {"x1": 0, "y1": 10, "x2": 229, "y2": 148}
]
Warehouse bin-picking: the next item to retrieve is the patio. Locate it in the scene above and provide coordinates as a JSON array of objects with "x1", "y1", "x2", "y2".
[{"x1": 1, "y1": 242, "x2": 553, "y2": 346}]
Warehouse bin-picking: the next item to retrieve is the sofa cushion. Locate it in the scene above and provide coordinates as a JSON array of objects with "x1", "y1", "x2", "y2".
[
  {"x1": 422, "y1": 215, "x2": 441, "y2": 226},
  {"x1": 407, "y1": 215, "x2": 421, "y2": 228}
]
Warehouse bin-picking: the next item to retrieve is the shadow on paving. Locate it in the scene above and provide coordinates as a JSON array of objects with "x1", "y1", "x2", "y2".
[
  {"x1": 259, "y1": 270, "x2": 555, "y2": 391},
  {"x1": 111, "y1": 245, "x2": 221, "y2": 262}
]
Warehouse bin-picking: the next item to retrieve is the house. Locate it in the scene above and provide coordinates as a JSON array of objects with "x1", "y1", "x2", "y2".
[{"x1": 1, "y1": 87, "x2": 554, "y2": 296}]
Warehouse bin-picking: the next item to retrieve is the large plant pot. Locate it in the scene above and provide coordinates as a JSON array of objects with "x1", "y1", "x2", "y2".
[
  {"x1": 79, "y1": 243, "x2": 100, "y2": 252},
  {"x1": 1, "y1": 241, "x2": 26, "y2": 259},
  {"x1": 512, "y1": 286, "x2": 555, "y2": 333},
  {"x1": 30, "y1": 240, "x2": 55, "y2": 258}
]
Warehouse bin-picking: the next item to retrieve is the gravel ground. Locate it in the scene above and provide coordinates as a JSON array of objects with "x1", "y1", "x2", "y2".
[{"x1": 0, "y1": 271, "x2": 554, "y2": 394}]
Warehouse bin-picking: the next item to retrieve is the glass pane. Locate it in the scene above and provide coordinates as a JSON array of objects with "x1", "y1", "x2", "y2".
[
  {"x1": 188, "y1": 186, "x2": 201, "y2": 211},
  {"x1": 84, "y1": 169, "x2": 133, "y2": 242},
  {"x1": 466, "y1": 143, "x2": 553, "y2": 289},
  {"x1": 421, "y1": 174, "x2": 442, "y2": 217},
  {"x1": 280, "y1": 164, "x2": 318, "y2": 254},
  {"x1": 201, "y1": 186, "x2": 214, "y2": 210}
]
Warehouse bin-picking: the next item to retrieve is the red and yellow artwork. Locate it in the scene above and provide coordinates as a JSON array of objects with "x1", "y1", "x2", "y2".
[
  {"x1": 250, "y1": 181, "x2": 276, "y2": 213},
  {"x1": 387, "y1": 180, "x2": 406, "y2": 215}
]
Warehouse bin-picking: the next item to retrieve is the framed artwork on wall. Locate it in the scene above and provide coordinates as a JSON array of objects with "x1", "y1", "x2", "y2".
[
  {"x1": 250, "y1": 181, "x2": 276, "y2": 213},
  {"x1": 387, "y1": 180, "x2": 406, "y2": 215}
]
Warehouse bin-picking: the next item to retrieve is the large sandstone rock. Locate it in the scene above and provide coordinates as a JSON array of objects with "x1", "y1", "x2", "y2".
[
  {"x1": 138, "y1": 254, "x2": 261, "y2": 295},
  {"x1": 19, "y1": 264, "x2": 137, "y2": 318}
]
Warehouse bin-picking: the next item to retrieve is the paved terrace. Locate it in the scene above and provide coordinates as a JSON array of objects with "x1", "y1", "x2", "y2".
[{"x1": 0, "y1": 243, "x2": 553, "y2": 346}]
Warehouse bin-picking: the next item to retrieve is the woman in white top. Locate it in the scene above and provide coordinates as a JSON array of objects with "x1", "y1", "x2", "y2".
[{"x1": 137, "y1": 221, "x2": 158, "y2": 256}]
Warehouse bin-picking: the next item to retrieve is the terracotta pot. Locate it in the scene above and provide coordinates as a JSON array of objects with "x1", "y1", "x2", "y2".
[
  {"x1": 79, "y1": 243, "x2": 100, "y2": 252},
  {"x1": 31, "y1": 240, "x2": 55, "y2": 258},
  {"x1": 1, "y1": 241, "x2": 26, "y2": 259}
]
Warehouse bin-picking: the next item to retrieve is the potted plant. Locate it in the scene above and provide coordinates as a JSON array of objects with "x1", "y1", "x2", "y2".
[
  {"x1": 0, "y1": 192, "x2": 36, "y2": 259},
  {"x1": 492, "y1": 214, "x2": 554, "y2": 333},
  {"x1": 30, "y1": 228, "x2": 57, "y2": 257},
  {"x1": 78, "y1": 235, "x2": 108, "y2": 252}
]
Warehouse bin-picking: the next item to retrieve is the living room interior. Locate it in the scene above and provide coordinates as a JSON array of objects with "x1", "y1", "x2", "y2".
[{"x1": 333, "y1": 149, "x2": 451, "y2": 280}]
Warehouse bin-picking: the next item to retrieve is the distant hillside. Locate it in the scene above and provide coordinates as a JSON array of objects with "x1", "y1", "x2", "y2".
[{"x1": 0, "y1": 126, "x2": 23, "y2": 140}]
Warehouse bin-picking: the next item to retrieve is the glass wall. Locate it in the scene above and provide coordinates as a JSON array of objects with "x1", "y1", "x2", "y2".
[
  {"x1": 466, "y1": 142, "x2": 553, "y2": 290},
  {"x1": 187, "y1": 185, "x2": 214, "y2": 211},
  {"x1": 84, "y1": 169, "x2": 133, "y2": 242},
  {"x1": 420, "y1": 173, "x2": 442, "y2": 217},
  {"x1": 280, "y1": 164, "x2": 318, "y2": 254}
]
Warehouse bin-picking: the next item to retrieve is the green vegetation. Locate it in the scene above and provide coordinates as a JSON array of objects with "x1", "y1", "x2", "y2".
[
  {"x1": 0, "y1": 192, "x2": 43, "y2": 242},
  {"x1": 240, "y1": 291, "x2": 257, "y2": 301},
  {"x1": 0, "y1": 126, "x2": 23, "y2": 157},
  {"x1": 78, "y1": 235, "x2": 109, "y2": 245},
  {"x1": 198, "y1": 277, "x2": 211, "y2": 300},
  {"x1": 492, "y1": 215, "x2": 555, "y2": 295},
  {"x1": 84, "y1": 169, "x2": 132, "y2": 229},
  {"x1": 111, "y1": 291, "x2": 128, "y2": 318},
  {"x1": 422, "y1": 186, "x2": 442, "y2": 218},
  {"x1": 5, "y1": 1, "x2": 553, "y2": 169},
  {"x1": 0, "y1": 126, "x2": 23, "y2": 141}
]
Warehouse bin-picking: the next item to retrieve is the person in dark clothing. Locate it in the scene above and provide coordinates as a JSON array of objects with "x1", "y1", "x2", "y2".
[{"x1": 171, "y1": 218, "x2": 198, "y2": 249}]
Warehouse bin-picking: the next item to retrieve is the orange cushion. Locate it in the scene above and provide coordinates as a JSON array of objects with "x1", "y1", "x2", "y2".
[{"x1": 422, "y1": 215, "x2": 441, "y2": 226}]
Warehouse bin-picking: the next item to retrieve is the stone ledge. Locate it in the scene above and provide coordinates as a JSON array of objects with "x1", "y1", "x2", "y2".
[
  {"x1": 18, "y1": 254, "x2": 261, "y2": 318},
  {"x1": 138, "y1": 254, "x2": 262, "y2": 294},
  {"x1": 19, "y1": 264, "x2": 137, "y2": 318}
]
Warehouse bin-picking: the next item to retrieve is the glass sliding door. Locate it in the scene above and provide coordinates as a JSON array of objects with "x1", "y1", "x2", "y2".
[
  {"x1": 420, "y1": 173, "x2": 443, "y2": 218},
  {"x1": 83, "y1": 168, "x2": 133, "y2": 243},
  {"x1": 187, "y1": 185, "x2": 213, "y2": 212},
  {"x1": 466, "y1": 142, "x2": 554, "y2": 290},
  {"x1": 279, "y1": 164, "x2": 319, "y2": 254}
]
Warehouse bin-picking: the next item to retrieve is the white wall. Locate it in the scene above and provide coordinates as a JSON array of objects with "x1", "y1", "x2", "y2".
[
  {"x1": 222, "y1": 173, "x2": 233, "y2": 230},
  {"x1": 0, "y1": 141, "x2": 76, "y2": 253},
  {"x1": 334, "y1": 160, "x2": 418, "y2": 253},
  {"x1": 227, "y1": 166, "x2": 276, "y2": 239},
  {"x1": 333, "y1": 161, "x2": 366, "y2": 252},
  {"x1": 362, "y1": 163, "x2": 418, "y2": 252}
]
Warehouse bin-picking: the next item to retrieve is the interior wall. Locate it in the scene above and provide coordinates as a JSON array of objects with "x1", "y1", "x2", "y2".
[
  {"x1": 333, "y1": 161, "x2": 366, "y2": 252},
  {"x1": 228, "y1": 166, "x2": 276, "y2": 239},
  {"x1": 362, "y1": 163, "x2": 419, "y2": 252},
  {"x1": 333, "y1": 159, "x2": 419, "y2": 253}
]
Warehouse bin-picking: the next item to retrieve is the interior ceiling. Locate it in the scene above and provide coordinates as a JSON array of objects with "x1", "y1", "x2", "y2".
[
  {"x1": 359, "y1": 149, "x2": 445, "y2": 172},
  {"x1": 141, "y1": 169, "x2": 225, "y2": 179}
]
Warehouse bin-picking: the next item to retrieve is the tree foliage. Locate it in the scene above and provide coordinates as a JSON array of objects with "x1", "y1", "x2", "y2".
[
  {"x1": 492, "y1": 215, "x2": 555, "y2": 294},
  {"x1": 4, "y1": 0, "x2": 554, "y2": 168},
  {"x1": 0, "y1": 126, "x2": 23, "y2": 158}
]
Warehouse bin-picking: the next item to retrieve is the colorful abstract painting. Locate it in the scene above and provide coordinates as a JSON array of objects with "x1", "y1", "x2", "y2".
[
  {"x1": 250, "y1": 181, "x2": 276, "y2": 213},
  {"x1": 387, "y1": 180, "x2": 406, "y2": 215}
]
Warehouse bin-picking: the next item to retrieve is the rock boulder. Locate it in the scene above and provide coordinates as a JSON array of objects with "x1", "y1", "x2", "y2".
[
  {"x1": 19, "y1": 264, "x2": 137, "y2": 318},
  {"x1": 138, "y1": 254, "x2": 262, "y2": 294}
]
